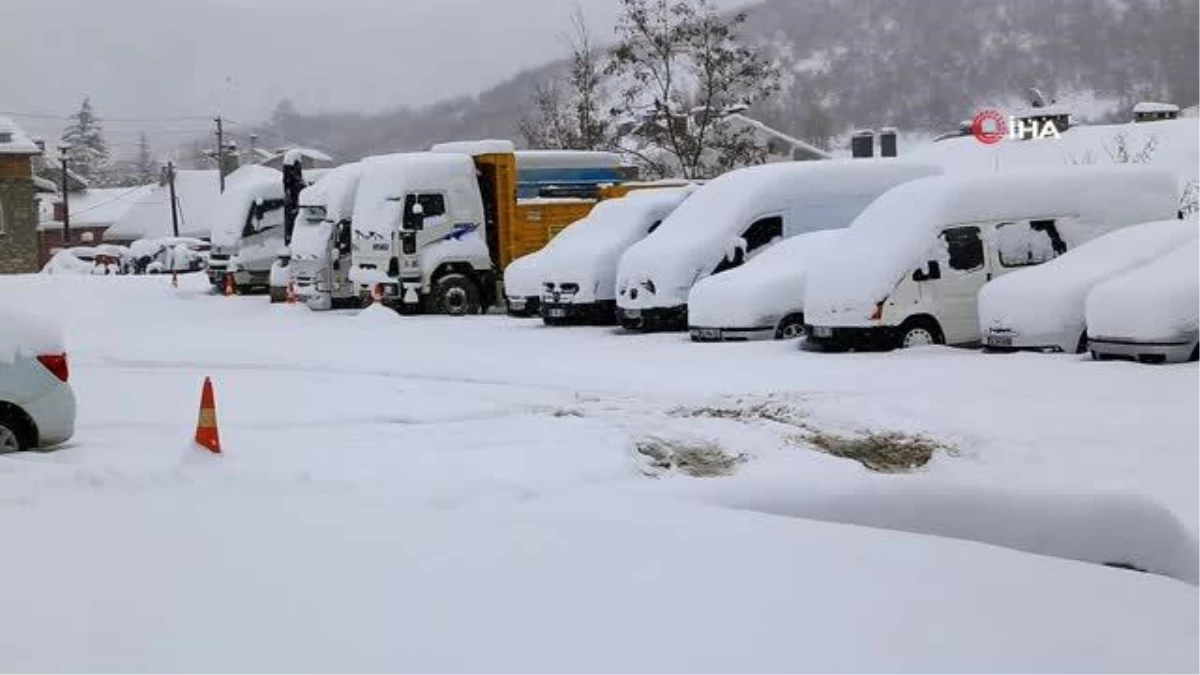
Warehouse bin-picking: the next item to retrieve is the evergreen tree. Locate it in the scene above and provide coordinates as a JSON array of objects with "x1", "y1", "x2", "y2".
[{"x1": 60, "y1": 97, "x2": 110, "y2": 182}]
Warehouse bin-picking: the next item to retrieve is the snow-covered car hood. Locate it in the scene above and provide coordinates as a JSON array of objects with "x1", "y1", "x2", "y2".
[
  {"x1": 980, "y1": 219, "x2": 1199, "y2": 336},
  {"x1": 688, "y1": 229, "x2": 845, "y2": 328},
  {"x1": 1086, "y1": 238, "x2": 1200, "y2": 341},
  {"x1": 503, "y1": 251, "x2": 548, "y2": 297}
]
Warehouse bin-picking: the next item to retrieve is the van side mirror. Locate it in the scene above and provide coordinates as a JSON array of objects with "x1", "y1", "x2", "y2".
[{"x1": 913, "y1": 260, "x2": 941, "y2": 282}]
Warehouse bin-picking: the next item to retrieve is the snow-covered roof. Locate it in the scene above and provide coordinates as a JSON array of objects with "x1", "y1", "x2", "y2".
[
  {"x1": 104, "y1": 170, "x2": 221, "y2": 241},
  {"x1": 207, "y1": 165, "x2": 284, "y2": 247},
  {"x1": 1133, "y1": 101, "x2": 1180, "y2": 114},
  {"x1": 430, "y1": 139, "x2": 516, "y2": 156},
  {"x1": 515, "y1": 150, "x2": 626, "y2": 170},
  {"x1": 980, "y1": 218, "x2": 1200, "y2": 337},
  {"x1": 37, "y1": 185, "x2": 155, "y2": 231},
  {"x1": 907, "y1": 118, "x2": 1199, "y2": 188},
  {"x1": 1086, "y1": 237, "x2": 1200, "y2": 340},
  {"x1": 1017, "y1": 103, "x2": 1072, "y2": 118},
  {"x1": 805, "y1": 166, "x2": 1182, "y2": 310},
  {"x1": 299, "y1": 162, "x2": 362, "y2": 223},
  {"x1": 0, "y1": 116, "x2": 41, "y2": 155}
]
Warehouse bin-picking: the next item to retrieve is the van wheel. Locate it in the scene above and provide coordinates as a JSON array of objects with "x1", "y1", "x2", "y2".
[
  {"x1": 897, "y1": 317, "x2": 943, "y2": 349},
  {"x1": 432, "y1": 274, "x2": 481, "y2": 316},
  {"x1": 775, "y1": 314, "x2": 805, "y2": 340}
]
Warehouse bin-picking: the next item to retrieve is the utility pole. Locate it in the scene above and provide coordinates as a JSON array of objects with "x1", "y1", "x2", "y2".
[
  {"x1": 214, "y1": 116, "x2": 225, "y2": 193},
  {"x1": 58, "y1": 145, "x2": 71, "y2": 244},
  {"x1": 167, "y1": 161, "x2": 180, "y2": 238}
]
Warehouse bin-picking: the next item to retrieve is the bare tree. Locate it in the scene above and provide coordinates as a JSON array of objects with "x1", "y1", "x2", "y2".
[
  {"x1": 607, "y1": 0, "x2": 780, "y2": 178},
  {"x1": 518, "y1": 7, "x2": 611, "y2": 150}
]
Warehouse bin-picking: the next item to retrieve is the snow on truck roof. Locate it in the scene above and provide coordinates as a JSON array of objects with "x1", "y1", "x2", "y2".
[
  {"x1": 299, "y1": 162, "x2": 362, "y2": 222},
  {"x1": 208, "y1": 165, "x2": 284, "y2": 247},
  {"x1": 430, "y1": 139, "x2": 516, "y2": 156},
  {"x1": 105, "y1": 170, "x2": 219, "y2": 241},
  {"x1": 807, "y1": 166, "x2": 1181, "y2": 307},
  {"x1": 352, "y1": 152, "x2": 476, "y2": 237}
]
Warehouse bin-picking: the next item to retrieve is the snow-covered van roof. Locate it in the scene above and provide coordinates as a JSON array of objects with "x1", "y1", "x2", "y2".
[
  {"x1": 0, "y1": 116, "x2": 40, "y2": 155},
  {"x1": 430, "y1": 139, "x2": 516, "y2": 156},
  {"x1": 208, "y1": 165, "x2": 284, "y2": 247},
  {"x1": 979, "y1": 218, "x2": 1200, "y2": 338},
  {"x1": 1086, "y1": 238, "x2": 1199, "y2": 341},
  {"x1": 104, "y1": 170, "x2": 220, "y2": 241},
  {"x1": 807, "y1": 166, "x2": 1181, "y2": 308},
  {"x1": 515, "y1": 150, "x2": 627, "y2": 170},
  {"x1": 352, "y1": 152, "x2": 477, "y2": 238}
]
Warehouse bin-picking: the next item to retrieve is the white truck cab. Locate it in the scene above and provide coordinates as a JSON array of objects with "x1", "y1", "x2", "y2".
[
  {"x1": 803, "y1": 166, "x2": 1181, "y2": 350},
  {"x1": 206, "y1": 165, "x2": 286, "y2": 293},
  {"x1": 349, "y1": 152, "x2": 496, "y2": 315},
  {"x1": 291, "y1": 162, "x2": 363, "y2": 310}
]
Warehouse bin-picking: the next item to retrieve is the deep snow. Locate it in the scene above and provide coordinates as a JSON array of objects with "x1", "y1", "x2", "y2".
[{"x1": 0, "y1": 273, "x2": 1196, "y2": 671}]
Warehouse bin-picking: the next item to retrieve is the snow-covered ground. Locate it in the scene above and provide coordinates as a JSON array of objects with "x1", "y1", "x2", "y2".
[{"x1": 0, "y1": 273, "x2": 1196, "y2": 672}]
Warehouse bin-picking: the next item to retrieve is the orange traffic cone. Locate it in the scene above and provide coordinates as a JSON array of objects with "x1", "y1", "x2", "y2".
[
  {"x1": 371, "y1": 283, "x2": 383, "y2": 304},
  {"x1": 194, "y1": 377, "x2": 222, "y2": 454},
  {"x1": 223, "y1": 274, "x2": 234, "y2": 297},
  {"x1": 286, "y1": 280, "x2": 297, "y2": 304}
]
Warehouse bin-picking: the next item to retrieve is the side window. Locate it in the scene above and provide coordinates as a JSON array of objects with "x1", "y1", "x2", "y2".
[
  {"x1": 403, "y1": 193, "x2": 447, "y2": 229},
  {"x1": 995, "y1": 219, "x2": 1065, "y2": 268},
  {"x1": 646, "y1": 219, "x2": 663, "y2": 234},
  {"x1": 939, "y1": 226, "x2": 985, "y2": 273},
  {"x1": 743, "y1": 215, "x2": 783, "y2": 253}
]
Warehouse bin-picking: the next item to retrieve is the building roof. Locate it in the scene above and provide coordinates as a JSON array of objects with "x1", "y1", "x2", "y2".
[
  {"x1": 36, "y1": 185, "x2": 156, "y2": 231},
  {"x1": 0, "y1": 116, "x2": 41, "y2": 155},
  {"x1": 1133, "y1": 101, "x2": 1180, "y2": 114},
  {"x1": 105, "y1": 170, "x2": 220, "y2": 240}
]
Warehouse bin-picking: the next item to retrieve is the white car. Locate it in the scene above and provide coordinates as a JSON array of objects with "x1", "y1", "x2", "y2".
[
  {"x1": 979, "y1": 218, "x2": 1199, "y2": 353},
  {"x1": 504, "y1": 250, "x2": 550, "y2": 317},
  {"x1": 688, "y1": 229, "x2": 845, "y2": 341},
  {"x1": 1085, "y1": 238, "x2": 1200, "y2": 364},
  {"x1": 0, "y1": 308, "x2": 76, "y2": 452}
]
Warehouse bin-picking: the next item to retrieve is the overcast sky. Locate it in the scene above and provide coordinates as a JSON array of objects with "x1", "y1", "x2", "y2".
[{"x1": 1, "y1": 0, "x2": 751, "y2": 157}]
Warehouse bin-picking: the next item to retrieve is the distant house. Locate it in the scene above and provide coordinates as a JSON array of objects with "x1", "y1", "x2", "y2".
[
  {"x1": 105, "y1": 169, "x2": 220, "y2": 243},
  {"x1": 1133, "y1": 101, "x2": 1181, "y2": 123},
  {"x1": 37, "y1": 185, "x2": 154, "y2": 265},
  {"x1": 0, "y1": 116, "x2": 42, "y2": 274}
]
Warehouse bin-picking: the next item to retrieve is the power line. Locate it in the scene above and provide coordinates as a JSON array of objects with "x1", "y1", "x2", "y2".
[{"x1": 0, "y1": 109, "x2": 215, "y2": 123}]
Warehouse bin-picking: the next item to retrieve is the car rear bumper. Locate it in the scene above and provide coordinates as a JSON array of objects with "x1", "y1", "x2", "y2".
[
  {"x1": 689, "y1": 325, "x2": 774, "y2": 342},
  {"x1": 804, "y1": 324, "x2": 899, "y2": 351},
  {"x1": 985, "y1": 328, "x2": 1079, "y2": 353},
  {"x1": 619, "y1": 305, "x2": 688, "y2": 332},
  {"x1": 1089, "y1": 333, "x2": 1199, "y2": 364},
  {"x1": 24, "y1": 382, "x2": 76, "y2": 447}
]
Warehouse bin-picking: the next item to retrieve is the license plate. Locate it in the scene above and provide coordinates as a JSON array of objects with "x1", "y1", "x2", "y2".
[
  {"x1": 509, "y1": 299, "x2": 526, "y2": 310},
  {"x1": 548, "y1": 308, "x2": 566, "y2": 318},
  {"x1": 812, "y1": 326, "x2": 833, "y2": 338},
  {"x1": 624, "y1": 309, "x2": 642, "y2": 319},
  {"x1": 988, "y1": 334, "x2": 1013, "y2": 347}
]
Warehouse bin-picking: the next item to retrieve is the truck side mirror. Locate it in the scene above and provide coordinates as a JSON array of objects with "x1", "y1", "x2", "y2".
[{"x1": 913, "y1": 260, "x2": 941, "y2": 282}]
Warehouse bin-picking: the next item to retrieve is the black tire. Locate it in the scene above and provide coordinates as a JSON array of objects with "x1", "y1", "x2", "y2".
[
  {"x1": 1075, "y1": 330, "x2": 1089, "y2": 355},
  {"x1": 897, "y1": 317, "x2": 944, "y2": 349},
  {"x1": 774, "y1": 313, "x2": 805, "y2": 340},
  {"x1": 431, "y1": 274, "x2": 481, "y2": 316},
  {"x1": 268, "y1": 285, "x2": 287, "y2": 303},
  {"x1": 0, "y1": 407, "x2": 31, "y2": 454},
  {"x1": 1190, "y1": 345, "x2": 1199, "y2": 362}
]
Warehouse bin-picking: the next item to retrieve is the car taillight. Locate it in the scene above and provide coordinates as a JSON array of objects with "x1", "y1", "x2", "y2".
[
  {"x1": 870, "y1": 301, "x2": 884, "y2": 321},
  {"x1": 37, "y1": 353, "x2": 69, "y2": 383}
]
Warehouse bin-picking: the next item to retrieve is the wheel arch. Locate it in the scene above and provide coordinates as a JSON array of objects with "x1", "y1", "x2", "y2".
[{"x1": 0, "y1": 400, "x2": 39, "y2": 449}]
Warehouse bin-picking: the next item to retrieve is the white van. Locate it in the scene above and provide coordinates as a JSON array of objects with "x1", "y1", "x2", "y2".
[
  {"x1": 538, "y1": 187, "x2": 692, "y2": 325},
  {"x1": 1086, "y1": 238, "x2": 1200, "y2": 364},
  {"x1": 803, "y1": 166, "x2": 1181, "y2": 351},
  {"x1": 688, "y1": 229, "x2": 845, "y2": 341},
  {"x1": 979, "y1": 218, "x2": 1198, "y2": 353},
  {"x1": 207, "y1": 165, "x2": 286, "y2": 293},
  {"x1": 614, "y1": 159, "x2": 942, "y2": 331}
]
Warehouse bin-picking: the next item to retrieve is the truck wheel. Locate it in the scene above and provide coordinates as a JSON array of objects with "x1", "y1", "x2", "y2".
[
  {"x1": 897, "y1": 317, "x2": 943, "y2": 349},
  {"x1": 268, "y1": 285, "x2": 287, "y2": 303},
  {"x1": 775, "y1": 314, "x2": 805, "y2": 340},
  {"x1": 432, "y1": 274, "x2": 481, "y2": 316}
]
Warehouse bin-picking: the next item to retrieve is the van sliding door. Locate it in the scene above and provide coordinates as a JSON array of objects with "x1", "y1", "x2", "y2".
[{"x1": 930, "y1": 225, "x2": 991, "y2": 344}]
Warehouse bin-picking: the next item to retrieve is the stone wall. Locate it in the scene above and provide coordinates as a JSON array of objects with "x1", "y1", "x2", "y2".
[{"x1": 0, "y1": 155, "x2": 39, "y2": 275}]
